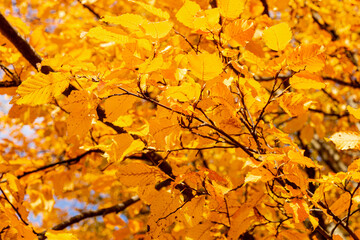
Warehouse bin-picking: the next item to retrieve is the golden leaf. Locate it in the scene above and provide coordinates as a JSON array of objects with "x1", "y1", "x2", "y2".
[
  {"x1": 176, "y1": 0, "x2": 201, "y2": 29},
  {"x1": 188, "y1": 52, "x2": 223, "y2": 80},
  {"x1": 277, "y1": 92, "x2": 312, "y2": 117},
  {"x1": 46, "y1": 231, "x2": 78, "y2": 240},
  {"x1": 130, "y1": 0, "x2": 170, "y2": 20},
  {"x1": 17, "y1": 72, "x2": 70, "y2": 106},
  {"x1": 109, "y1": 134, "x2": 145, "y2": 162},
  {"x1": 347, "y1": 106, "x2": 360, "y2": 120},
  {"x1": 101, "y1": 14, "x2": 146, "y2": 30},
  {"x1": 329, "y1": 131, "x2": 360, "y2": 150},
  {"x1": 287, "y1": 44, "x2": 325, "y2": 72},
  {"x1": 290, "y1": 71, "x2": 326, "y2": 89},
  {"x1": 329, "y1": 192, "x2": 351, "y2": 216},
  {"x1": 63, "y1": 90, "x2": 98, "y2": 137},
  {"x1": 186, "y1": 221, "x2": 213, "y2": 239},
  {"x1": 116, "y1": 162, "x2": 167, "y2": 187},
  {"x1": 287, "y1": 150, "x2": 317, "y2": 168},
  {"x1": 263, "y1": 23, "x2": 292, "y2": 51},
  {"x1": 87, "y1": 26, "x2": 129, "y2": 44},
  {"x1": 141, "y1": 20, "x2": 174, "y2": 39},
  {"x1": 218, "y1": 0, "x2": 245, "y2": 19},
  {"x1": 104, "y1": 95, "x2": 137, "y2": 122}
]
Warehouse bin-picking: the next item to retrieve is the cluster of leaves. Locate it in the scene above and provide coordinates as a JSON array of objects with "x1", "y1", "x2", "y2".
[{"x1": 0, "y1": 0, "x2": 360, "y2": 239}]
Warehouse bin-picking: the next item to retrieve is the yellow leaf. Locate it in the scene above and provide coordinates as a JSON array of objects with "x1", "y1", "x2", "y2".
[
  {"x1": 116, "y1": 162, "x2": 167, "y2": 187},
  {"x1": 87, "y1": 26, "x2": 129, "y2": 44},
  {"x1": 244, "y1": 167, "x2": 274, "y2": 184},
  {"x1": 263, "y1": 23, "x2": 292, "y2": 51},
  {"x1": 141, "y1": 20, "x2": 173, "y2": 39},
  {"x1": 7, "y1": 15, "x2": 30, "y2": 35},
  {"x1": 193, "y1": 8, "x2": 220, "y2": 32},
  {"x1": 188, "y1": 52, "x2": 223, "y2": 80},
  {"x1": 101, "y1": 14, "x2": 146, "y2": 30},
  {"x1": 109, "y1": 134, "x2": 145, "y2": 162},
  {"x1": 329, "y1": 131, "x2": 360, "y2": 150},
  {"x1": 46, "y1": 231, "x2": 78, "y2": 240},
  {"x1": 138, "y1": 55, "x2": 164, "y2": 73},
  {"x1": 5, "y1": 173, "x2": 25, "y2": 202},
  {"x1": 113, "y1": 115, "x2": 134, "y2": 127},
  {"x1": 218, "y1": 0, "x2": 245, "y2": 19},
  {"x1": 17, "y1": 72, "x2": 70, "y2": 106},
  {"x1": 290, "y1": 71, "x2": 326, "y2": 89},
  {"x1": 176, "y1": 0, "x2": 201, "y2": 29},
  {"x1": 130, "y1": 0, "x2": 170, "y2": 20},
  {"x1": 243, "y1": 50, "x2": 265, "y2": 69},
  {"x1": 224, "y1": 19, "x2": 255, "y2": 47},
  {"x1": 309, "y1": 215, "x2": 319, "y2": 229},
  {"x1": 347, "y1": 106, "x2": 360, "y2": 119},
  {"x1": 163, "y1": 81, "x2": 201, "y2": 102},
  {"x1": 329, "y1": 192, "x2": 351, "y2": 216}
]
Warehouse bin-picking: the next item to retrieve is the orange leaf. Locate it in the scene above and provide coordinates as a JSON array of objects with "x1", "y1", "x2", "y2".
[
  {"x1": 287, "y1": 44, "x2": 325, "y2": 72},
  {"x1": 224, "y1": 19, "x2": 255, "y2": 47},
  {"x1": 284, "y1": 199, "x2": 309, "y2": 223},
  {"x1": 330, "y1": 192, "x2": 351, "y2": 216},
  {"x1": 290, "y1": 71, "x2": 326, "y2": 89},
  {"x1": 116, "y1": 162, "x2": 168, "y2": 187}
]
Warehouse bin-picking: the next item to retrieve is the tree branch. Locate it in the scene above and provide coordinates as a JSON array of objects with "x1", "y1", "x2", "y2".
[
  {"x1": 260, "y1": 0, "x2": 270, "y2": 16},
  {"x1": 0, "y1": 63, "x2": 21, "y2": 85},
  {"x1": 76, "y1": 0, "x2": 101, "y2": 19},
  {"x1": 51, "y1": 195, "x2": 140, "y2": 230},
  {"x1": 0, "y1": 13, "x2": 52, "y2": 74},
  {"x1": 17, "y1": 149, "x2": 103, "y2": 179}
]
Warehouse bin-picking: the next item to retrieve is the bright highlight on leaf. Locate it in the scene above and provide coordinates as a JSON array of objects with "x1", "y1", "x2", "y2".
[
  {"x1": 218, "y1": 0, "x2": 245, "y2": 19},
  {"x1": 141, "y1": 20, "x2": 174, "y2": 39},
  {"x1": 87, "y1": 26, "x2": 129, "y2": 44},
  {"x1": 263, "y1": 23, "x2": 292, "y2": 51},
  {"x1": 329, "y1": 131, "x2": 360, "y2": 150},
  {"x1": 175, "y1": 1, "x2": 220, "y2": 32},
  {"x1": 46, "y1": 231, "x2": 78, "y2": 240},
  {"x1": 17, "y1": 72, "x2": 70, "y2": 106},
  {"x1": 188, "y1": 52, "x2": 223, "y2": 80},
  {"x1": 130, "y1": 0, "x2": 170, "y2": 20},
  {"x1": 101, "y1": 14, "x2": 146, "y2": 30}
]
